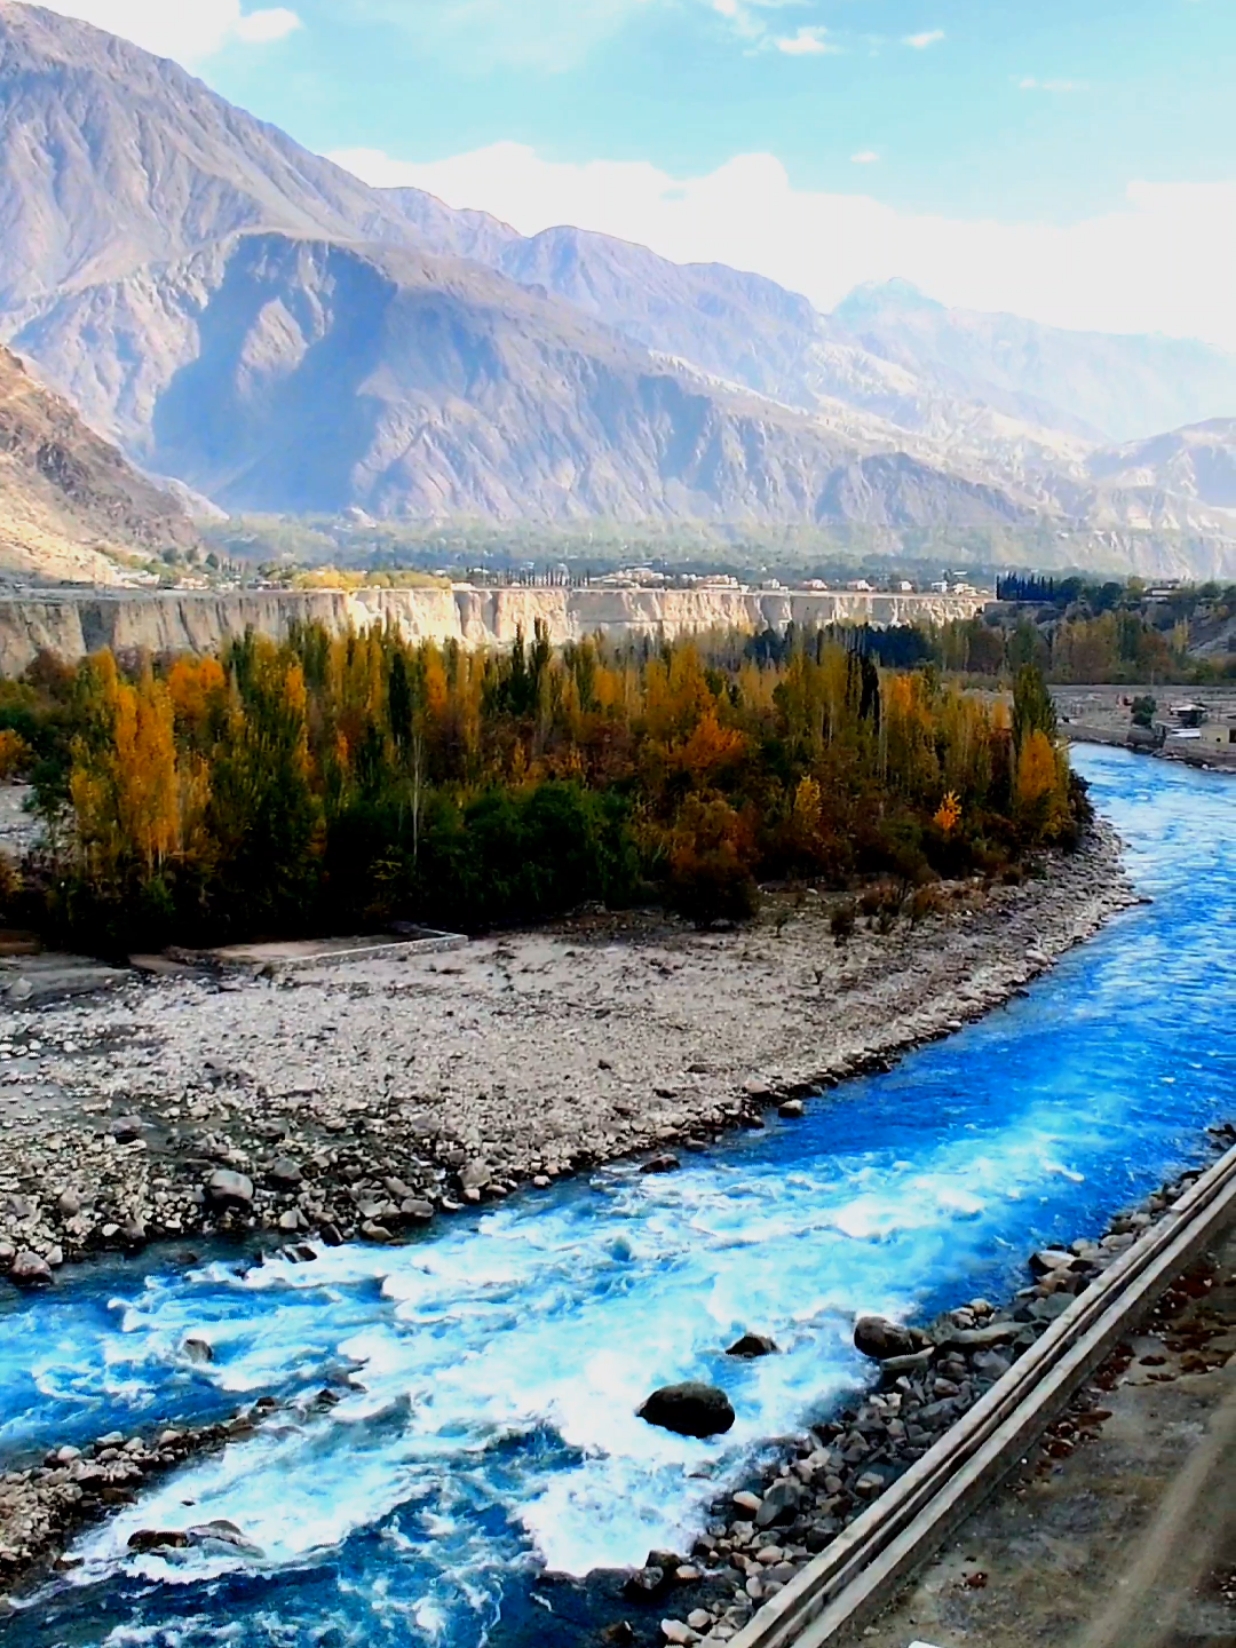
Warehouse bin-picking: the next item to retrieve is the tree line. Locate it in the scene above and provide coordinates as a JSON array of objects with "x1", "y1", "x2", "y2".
[{"x1": 0, "y1": 624, "x2": 1079, "y2": 949}]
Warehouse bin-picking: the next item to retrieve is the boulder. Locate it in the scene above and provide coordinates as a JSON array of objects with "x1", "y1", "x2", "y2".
[
  {"x1": 661, "y1": 1623, "x2": 701, "y2": 1646},
  {"x1": 267, "y1": 1157, "x2": 303, "y2": 1189},
  {"x1": 878, "y1": 1347, "x2": 934, "y2": 1379},
  {"x1": 971, "y1": 1350, "x2": 1013, "y2": 1381},
  {"x1": 460, "y1": 1160, "x2": 491, "y2": 1192},
  {"x1": 641, "y1": 1154, "x2": 681, "y2": 1175},
  {"x1": 777, "y1": 1099, "x2": 805, "y2": 1119},
  {"x1": 639, "y1": 1382, "x2": 735, "y2": 1439},
  {"x1": 938, "y1": 1321, "x2": 1017, "y2": 1351},
  {"x1": 128, "y1": 1529, "x2": 190, "y2": 1553},
  {"x1": 755, "y1": 1478, "x2": 802, "y2": 1527},
  {"x1": 726, "y1": 1334, "x2": 778, "y2": 1359},
  {"x1": 9, "y1": 1250, "x2": 53, "y2": 1287},
  {"x1": 1030, "y1": 1248, "x2": 1077, "y2": 1275},
  {"x1": 854, "y1": 1316, "x2": 921, "y2": 1361},
  {"x1": 205, "y1": 1170, "x2": 254, "y2": 1211},
  {"x1": 109, "y1": 1115, "x2": 145, "y2": 1144},
  {"x1": 624, "y1": 1565, "x2": 667, "y2": 1598},
  {"x1": 187, "y1": 1520, "x2": 264, "y2": 1556}
]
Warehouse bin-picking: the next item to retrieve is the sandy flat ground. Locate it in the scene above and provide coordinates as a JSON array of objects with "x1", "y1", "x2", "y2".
[{"x1": 0, "y1": 826, "x2": 1135, "y2": 1261}]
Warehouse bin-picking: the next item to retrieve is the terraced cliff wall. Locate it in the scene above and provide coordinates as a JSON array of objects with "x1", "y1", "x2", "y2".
[{"x1": 0, "y1": 585, "x2": 987, "y2": 675}]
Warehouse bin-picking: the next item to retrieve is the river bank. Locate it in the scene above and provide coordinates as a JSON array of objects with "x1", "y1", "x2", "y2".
[
  {"x1": 0, "y1": 748, "x2": 1230, "y2": 1648},
  {"x1": 2, "y1": 1128, "x2": 1231, "y2": 1622},
  {"x1": 0, "y1": 823, "x2": 1136, "y2": 1279}
]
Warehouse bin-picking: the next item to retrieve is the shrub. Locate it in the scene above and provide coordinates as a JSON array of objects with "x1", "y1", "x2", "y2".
[
  {"x1": 0, "y1": 729, "x2": 32, "y2": 781},
  {"x1": 666, "y1": 793, "x2": 760, "y2": 928},
  {"x1": 907, "y1": 883, "x2": 946, "y2": 924},
  {"x1": 829, "y1": 899, "x2": 856, "y2": 946}
]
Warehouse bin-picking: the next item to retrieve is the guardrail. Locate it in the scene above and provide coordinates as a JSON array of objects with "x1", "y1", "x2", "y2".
[{"x1": 727, "y1": 1141, "x2": 1236, "y2": 1648}]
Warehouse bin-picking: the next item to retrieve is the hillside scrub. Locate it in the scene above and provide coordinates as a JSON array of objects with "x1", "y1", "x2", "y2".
[
  {"x1": 0, "y1": 625, "x2": 1081, "y2": 949},
  {"x1": 935, "y1": 576, "x2": 1236, "y2": 684}
]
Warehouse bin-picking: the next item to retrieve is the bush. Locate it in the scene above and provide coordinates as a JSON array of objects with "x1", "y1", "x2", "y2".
[
  {"x1": 829, "y1": 899, "x2": 856, "y2": 946},
  {"x1": 858, "y1": 879, "x2": 901, "y2": 921},
  {"x1": 907, "y1": 884, "x2": 946, "y2": 924},
  {"x1": 0, "y1": 729, "x2": 32, "y2": 781},
  {"x1": 416, "y1": 782, "x2": 638, "y2": 932},
  {"x1": 666, "y1": 793, "x2": 760, "y2": 929},
  {"x1": 0, "y1": 851, "x2": 21, "y2": 919}
]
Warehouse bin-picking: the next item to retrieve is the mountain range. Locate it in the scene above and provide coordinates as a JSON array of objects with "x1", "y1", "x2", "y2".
[{"x1": 1, "y1": 0, "x2": 1235, "y2": 580}]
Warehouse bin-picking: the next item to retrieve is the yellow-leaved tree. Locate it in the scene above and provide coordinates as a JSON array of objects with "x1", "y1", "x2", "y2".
[
  {"x1": 69, "y1": 654, "x2": 184, "y2": 888},
  {"x1": 1015, "y1": 729, "x2": 1067, "y2": 837}
]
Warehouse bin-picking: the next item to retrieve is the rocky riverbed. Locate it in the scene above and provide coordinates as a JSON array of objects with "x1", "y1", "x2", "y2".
[
  {"x1": 0, "y1": 825, "x2": 1136, "y2": 1279},
  {"x1": 574, "y1": 1124, "x2": 1236, "y2": 1648},
  {"x1": 0, "y1": 1406, "x2": 274, "y2": 1596},
  {"x1": 2, "y1": 1128, "x2": 1230, "y2": 1624}
]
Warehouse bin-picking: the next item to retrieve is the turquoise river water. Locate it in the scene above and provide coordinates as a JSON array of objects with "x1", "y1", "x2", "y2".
[{"x1": 0, "y1": 746, "x2": 1232, "y2": 1647}]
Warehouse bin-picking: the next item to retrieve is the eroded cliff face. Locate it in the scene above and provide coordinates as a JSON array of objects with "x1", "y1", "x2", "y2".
[{"x1": 0, "y1": 585, "x2": 986, "y2": 675}]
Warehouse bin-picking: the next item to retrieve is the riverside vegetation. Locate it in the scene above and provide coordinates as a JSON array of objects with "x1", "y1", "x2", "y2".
[{"x1": 0, "y1": 624, "x2": 1077, "y2": 950}]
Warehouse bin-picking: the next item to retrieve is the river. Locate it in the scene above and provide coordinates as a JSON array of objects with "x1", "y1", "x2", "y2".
[{"x1": 1, "y1": 746, "x2": 1232, "y2": 1647}]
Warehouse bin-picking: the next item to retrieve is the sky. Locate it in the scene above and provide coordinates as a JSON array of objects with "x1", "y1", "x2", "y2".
[{"x1": 37, "y1": 0, "x2": 1236, "y2": 348}]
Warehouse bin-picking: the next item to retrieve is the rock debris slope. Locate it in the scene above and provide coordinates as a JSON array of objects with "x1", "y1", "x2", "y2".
[{"x1": 0, "y1": 343, "x2": 195, "y2": 582}]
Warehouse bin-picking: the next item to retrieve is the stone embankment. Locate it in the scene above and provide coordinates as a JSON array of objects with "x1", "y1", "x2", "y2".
[
  {"x1": 0, "y1": 824, "x2": 1134, "y2": 1278},
  {"x1": 637, "y1": 1128, "x2": 1236, "y2": 1648},
  {"x1": 0, "y1": 584, "x2": 987, "y2": 675}
]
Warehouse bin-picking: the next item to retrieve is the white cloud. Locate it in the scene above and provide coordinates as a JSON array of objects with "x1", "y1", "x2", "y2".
[
  {"x1": 850, "y1": 150, "x2": 880, "y2": 164},
  {"x1": 234, "y1": 7, "x2": 301, "y2": 43},
  {"x1": 775, "y1": 26, "x2": 839, "y2": 55},
  {"x1": 38, "y1": 0, "x2": 301, "y2": 61},
  {"x1": 902, "y1": 29, "x2": 944, "y2": 48},
  {"x1": 333, "y1": 141, "x2": 1236, "y2": 351}
]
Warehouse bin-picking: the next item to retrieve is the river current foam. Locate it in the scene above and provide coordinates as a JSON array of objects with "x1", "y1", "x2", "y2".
[{"x1": 1, "y1": 747, "x2": 1232, "y2": 1646}]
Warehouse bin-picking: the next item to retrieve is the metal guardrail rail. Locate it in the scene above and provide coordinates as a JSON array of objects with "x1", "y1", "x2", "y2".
[{"x1": 727, "y1": 1141, "x2": 1236, "y2": 1648}]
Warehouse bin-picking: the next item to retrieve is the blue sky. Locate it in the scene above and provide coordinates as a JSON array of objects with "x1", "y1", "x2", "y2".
[
  {"x1": 204, "y1": 0, "x2": 1235, "y2": 224},
  {"x1": 44, "y1": 1, "x2": 1236, "y2": 344}
]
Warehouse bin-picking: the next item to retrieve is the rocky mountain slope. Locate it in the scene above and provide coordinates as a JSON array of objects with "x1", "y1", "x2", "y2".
[
  {"x1": 829, "y1": 280, "x2": 1236, "y2": 445},
  {"x1": 0, "y1": 1, "x2": 1233, "y2": 572},
  {"x1": 0, "y1": 5, "x2": 1044, "y2": 532},
  {"x1": 0, "y1": 0, "x2": 418, "y2": 310},
  {"x1": 1071, "y1": 419, "x2": 1236, "y2": 545},
  {"x1": 0, "y1": 343, "x2": 195, "y2": 582},
  {"x1": 10, "y1": 231, "x2": 1038, "y2": 525}
]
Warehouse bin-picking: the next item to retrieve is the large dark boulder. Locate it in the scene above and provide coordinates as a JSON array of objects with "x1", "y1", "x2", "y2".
[
  {"x1": 10, "y1": 1250, "x2": 54, "y2": 1287},
  {"x1": 853, "y1": 1315, "x2": 921, "y2": 1361},
  {"x1": 726, "y1": 1334, "x2": 778, "y2": 1359},
  {"x1": 205, "y1": 1169, "x2": 254, "y2": 1211},
  {"x1": 638, "y1": 1382, "x2": 735, "y2": 1438}
]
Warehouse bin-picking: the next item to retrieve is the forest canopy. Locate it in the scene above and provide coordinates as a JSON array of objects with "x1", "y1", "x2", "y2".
[{"x1": 0, "y1": 624, "x2": 1081, "y2": 948}]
